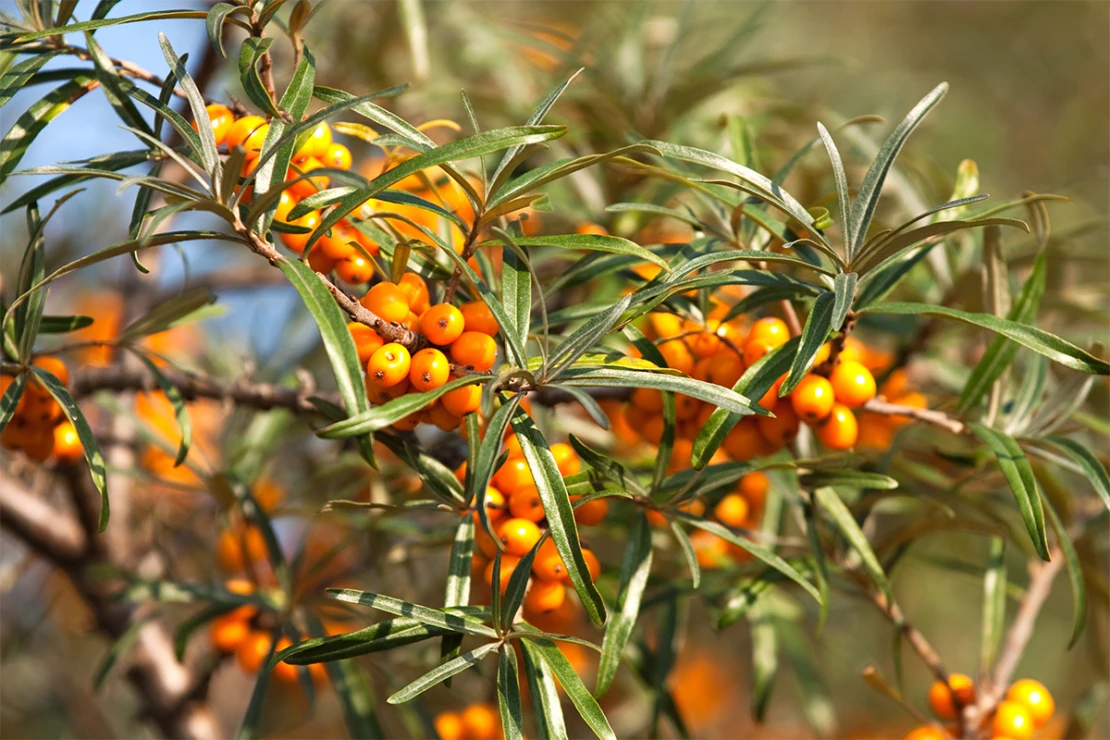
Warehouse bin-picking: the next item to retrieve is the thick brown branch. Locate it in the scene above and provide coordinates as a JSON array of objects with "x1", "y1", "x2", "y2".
[
  {"x1": 0, "y1": 473, "x2": 86, "y2": 562},
  {"x1": 863, "y1": 397, "x2": 968, "y2": 435}
]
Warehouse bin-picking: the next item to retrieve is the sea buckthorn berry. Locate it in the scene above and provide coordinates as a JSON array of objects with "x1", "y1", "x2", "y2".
[
  {"x1": 992, "y1": 700, "x2": 1035, "y2": 740},
  {"x1": 398, "y1": 273, "x2": 430, "y2": 315},
  {"x1": 631, "y1": 387, "x2": 664, "y2": 413},
  {"x1": 928, "y1": 673, "x2": 976, "y2": 719},
  {"x1": 197, "y1": 104, "x2": 234, "y2": 145},
  {"x1": 361, "y1": 282, "x2": 410, "y2": 323},
  {"x1": 743, "y1": 338, "x2": 777, "y2": 368},
  {"x1": 279, "y1": 208, "x2": 321, "y2": 255},
  {"x1": 391, "y1": 409, "x2": 423, "y2": 432},
  {"x1": 474, "y1": 525, "x2": 499, "y2": 558},
  {"x1": 23, "y1": 426, "x2": 55, "y2": 462},
  {"x1": 286, "y1": 157, "x2": 328, "y2": 200},
  {"x1": 642, "y1": 415, "x2": 666, "y2": 445},
  {"x1": 691, "y1": 327, "x2": 724, "y2": 358},
  {"x1": 336, "y1": 255, "x2": 372, "y2": 285},
  {"x1": 0, "y1": 416, "x2": 33, "y2": 451},
  {"x1": 674, "y1": 394, "x2": 701, "y2": 421},
  {"x1": 509, "y1": 485, "x2": 545, "y2": 522},
  {"x1": 881, "y1": 368, "x2": 911, "y2": 399},
  {"x1": 524, "y1": 578, "x2": 566, "y2": 613},
  {"x1": 580, "y1": 547, "x2": 602, "y2": 582},
  {"x1": 723, "y1": 418, "x2": 767, "y2": 461},
  {"x1": 321, "y1": 142, "x2": 352, "y2": 170},
  {"x1": 495, "y1": 456, "x2": 534, "y2": 493},
  {"x1": 690, "y1": 530, "x2": 730, "y2": 569},
  {"x1": 421, "y1": 304, "x2": 465, "y2": 345},
  {"x1": 815, "y1": 403, "x2": 858, "y2": 450},
  {"x1": 576, "y1": 222, "x2": 608, "y2": 236},
  {"x1": 23, "y1": 393, "x2": 62, "y2": 425},
  {"x1": 459, "y1": 301, "x2": 499, "y2": 336},
  {"x1": 319, "y1": 220, "x2": 359, "y2": 260},
  {"x1": 714, "y1": 494, "x2": 750, "y2": 528},
  {"x1": 791, "y1": 374, "x2": 836, "y2": 424},
  {"x1": 53, "y1": 421, "x2": 82, "y2": 463},
  {"x1": 758, "y1": 399, "x2": 800, "y2": 450},
  {"x1": 532, "y1": 538, "x2": 566, "y2": 581},
  {"x1": 474, "y1": 487, "x2": 507, "y2": 523},
  {"x1": 706, "y1": 352, "x2": 744, "y2": 388},
  {"x1": 450, "y1": 331, "x2": 497, "y2": 372},
  {"x1": 497, "y1": 517, "x2": 542, "y2": 556},
  {"x1": 434, "y1": 713, "x2": 465, "y2": 740},
  {"x1": 757, "y1": 374, "x2": 786, "y2": 410},
  {"x1": 366, "y1": 376, "x2": 409, "y2": 405},
  {"x1": 348, "y1": 322, "x2": 385, "y2": 366},
  {"x1": 549, "y1": 443, "x2": 581, "y2": 477},
  {"x1": 440, "y1": 380, "x2": 480, "y2": 416},
  {"x1": 306, "y1": 246, "x2": 336, "y2": 274},
  {"x1": 572, "y1": 495, "x2": 608, "y2": 526},
  {"x1": 409, "y1": 348, "x2": 450, "y2": 392},
  {"x1": 483, "y1": 554, "x2": 522, "y2": 594},
  {"x1": 427, "y1": 401, "x2": 463, "y2": 431},
  {"x1": 210, "y1": 613, "x2": 250, "y2": 653},
  {"x1": 272, "y1": 637, "x2": 300, "y2": 682},
  {"x1": 1006, "y1": 679, "x2": 1054, "y2": 727},
  {"x1": 857, "y1": 412, "x2": 894, "y2": 450},
  {"x1": 813, "y1": 342, "x2": 832, "y2": 367},
  {"x1": 273, "y1": 189, "x2": 297, "y2": 224},
  {"x1": 236, "y1": 631, "x2": 272, "y2": 674},
  {"x1": 738, "y1": 471, "x2": 769, "y2": 510},
  {"x1": 830, "y1": 360, "x2": 877, "y2": 408},
  {"x1": 366, "y1": 343, "x2": 411, "y2": 388},
  {"x1": 295, "y1": 121, "x2": 332, "y2": 160},
  {"x1": 225, "y1": 115, "x2": 266, "y2": 150},
  {"x1": 460, "y1": 703, "x2": 501, "y2": 740},
  {"x1": 748, "y1": 317, "x2": 789, "y2": 346},
  {"x1": 901, "y1": 727, "x2": 946, "y2": 740},
  {"x1": 32, "y1": 356, "x2": 69, "y2": 388}
]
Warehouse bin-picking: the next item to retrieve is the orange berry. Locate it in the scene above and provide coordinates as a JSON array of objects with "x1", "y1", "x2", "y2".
[
  {"x1": 409, "y1": 348, "x2": 450, "y2": 392},
  {"x1": 366, "y1": 343, "x2": 411, "y2": 388},
  {"x1": 576, "y1": 222, "x2": 608, "y2": 236},
  {"x1": 757, "y1": 374, "x2": 786, "y2": 410},
  {"x1": 361, "y1": 282, "x2": 410, "y2": 323},
  {"x1": 508, "y1": 485, "x2": 545, "y2": 522},
  {"x1": 690, "y1": 530, "x2": 730, "y2": 569},
  {"x1": 335, "y1": 255, "x2": 372, "y2": 285},
  {"x1": 992, "y1": 700, "x2": 1034, "y2": 740},
  {"x1": 318, "y1": 219, "x2": 358, "y2": 260},
  {"x1": 286, "y1": 156, "x2": 328, "y2": 200},
  {"x1": 22, "y1": 393, "x2": 61, "y2": 425},
  {"x1": 646, "y1": 509, "x2": 669, "y2": 528},
  {"x1": 420, "y1": 304, "x2": 465, "y2": 345},
  {"x1": 397, "y1": 273, "x2": 430, "y2": 315},
  {"x1": 631, "y1": 387, "x2": 665, "y2": 414},
  {"x1": 474, "y1": 486, "x2": 507, "y2": 522},
  {"x1": 902, "y1": 727, "x2": 946, "y2": 740},
  {"x1": 743, "y1": 338, "x2": 777, "y2": 367},
  {"x1": 723, "y1": 418, "x2": 766, "y2": 461},
  {"x1": 791, "y1": 374, "x2": 836, "y2": 424},
  {"x1": 674, "y1": 394, "x2": 702, "y2": 421},
  {"x1": 460, "y1": 703, "x2": 501, "y2": 740},
  {"x1": 434, "y1": 713, "x2": 465, "y2": 740},
  {"x1": 475, "y1": 525, "x2": 499, "y2": 559},
  {"x1": 691, "y1": 328, "x2": 724, "y2": 358},
  {"x1": 235, "y1": 630, "x2": 273, "y2": 674},
  {"x1": 714, "y1": 494, "x2": 750, "y2": 528},
  {"x1": 531, "y1": 538, "x2": 566, "y2": 581},
  {"x1": 348, "y1": 322, "x2": 385, "y2": 366},
  {"x1": 216, "y1": 526, "x2": 267, "y2": 573},
  {"x1": 524, "y1": 578, "x2": 565, "y2": 613},
  {"x1": 450, "y1": 331, "x2": 497, "y2": 372},
  {"x1": 273, "y1": 188, "x2": 297, "y2": 223},
  {"x1": 197, "y1": 104, "x2": 234, "y2": 145},
  {"x1": 321, "y1": 142, "x2": 352, "y2": 170},
  {"x1": 22, "y1": 425, "x2": 54, "y2": 462},
  {"x1": 579, "y1": 547, "x2": 602, "y2": 582},
  {"x1": 210, "y1": 613, "x2": 250, "y2": 653},
  {"x1": 440, "y1": 380, "x2": 480, "y2": 416},
  {"x1": 53, "y1": 421, "x2": 82, "y2": 463},
  {"x1": 391, "y1": 409, "x2": 424, "y2": 432},
  {"x1": 658, "y1": 338, "x2": 695, "y2": 375},
  {"x1": 427, "y1": 401, "x2": 463, "y2": 431},
  {"x1": 829, "y1": 360, "x2": 877, "y2": 409},
  {"x1": 706, "y1": 352, "x2": 744, "y2": 388},
  {"x1": 1006, "y1": 679, "x2": 1054, "y2": 728},
  {"x1": 748, "y1": 317, "x2": 789, "y2": 346},
  {"x1": 881, "y1": 368, "x2": 911, "y2": 399},
  {"x1": 295, "y1": 121, "x2": 332, "y2": 160},
  {"x1": 225, "y1": 115, "x2": 266, "y2": 150},
  {"x1": 572, "y1": 495, "x2": 608, "y2": 526},
  {"x1": 928, "y1": 673, "x2": 976, "y2": 719},
  {"x1": 549, "y1": 443, "x2": 581, "y2": 477},
  {"x1": 815, "y1": 403, "x2": 858, "y2": 450},
  {"x1": 366, "y1": 375, "x2": 410, "y2": 404},
  {"x1": 279, "y1": 208, "x2": 320, "y2": 255},
  {"x1": 32, "y1": 356, "x2": 69, "y2": 387},
  {"x1": 1, "y1": 416, "x2": 33, "y2": 450},
  {"x1": 738, "y1": 471, "x2": 769, "y2": 510},
  {"x1": 857, "y1": 412, "x2": 894, "y2": 450},
  {"x1": 497, "y1": 517, "x2": 542, "y2": 556},
  {"x1": 460, "y1": 300, "x2": 499, "y2": 336},
  {"x1": 483, "y1": 554, "x2": 522, "y2": 594},
  {"x1": 758, "y1": 399, "x2": 800, "y2": 449},
  {"x1": 272, "y1": 637, "x2": 300, "y2": 682}
]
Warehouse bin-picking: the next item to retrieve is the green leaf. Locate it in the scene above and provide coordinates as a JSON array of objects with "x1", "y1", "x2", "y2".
[
  {"x1": 327, "y1": 588, "x2": 498, "y2": 638},
  {"x1": 979, "y1": 537, "x2": 1006, "y2": 674},
  {"x1": 830, "y1": 272, "x2": 856, "y2": 331},
  {"x1": 0, "y1": 50, "x2": 59, "y2": 109},
  {"x1": 547, "y1": 294, "x2": 632, "y2": 378},
  {"x1": 14, "y1": 203, "x2": 46, "y2": 360},
  {"x1": 692, "y1": 337, "x2": 799, "y2": 468},
  {"x1": 237, "y1": 36, "x2": 280, "y2": 116},
  {"x1": 510, "y1": 409, "x2": 606, "y2": 625},
  {"x1": 2, "y1": 150, "x2": 154, "y2": 215},
  {"x1": 816, "y1": 122, "x2": 854, "y2": 258},
  {"x1": 277, "y1": 257, "x2": 375, "y2": 467},
  {"x1": 497, "y1": 645, "x2": 525, "y2": 740},
  {"x1": 317, "y1": 375, "x2": 486, "y2": 438},
  {"x1": 799, "y1": 470, "x2": 898, "y2": 490},
  {"x1": 501, "y1": 242, "x2": 532, "y2": 360},
  {"x1": 678, "y1": 516, "x2": 821, "y2": 604},
  {"x1": 490, "y1": 69, "x2": 581, "y2": 188},
  {"x1": 556, "y1": 366, "x2": 761, "y2": 417},
  {"x1": 522, "y1": 634, "x2": 616, "y2": 740},
  {"x1": 15, "y1": 10, "x2": 214, "y2": 41},
  {"x1": 596, "y1": 512, "x2": 653, "y2": 697},
  {"x1": 968, "y1": 423, "x2": 1050, "y2": 560},
  {"x1": 278, "y1": 618, "x2": 446, "y2": 665},
  {"x1": 129, "y1": 351, "x2": 192, "y2": 467},
  {"x1": 84, "y1": 31, "x2": 153, "y2": 139},
  {"x1": 1042, "y1": 496, "x2": 1087, "y2": 647},
  {"x1": 491, "y1": 143, "x2": 658, "y2": 208},
  {"x1": 30, "y1": 367, "x2": 108, "y2": 530},
  {"x1": 387, "y1": 642, "x2": 499, "y2": 704},
  {"x1": 0, "y1": 373, "x2": 27, "y2": 432},
  {"x1": 664, "y1": 248, "x2": 836, "y2": 281},
  {"x1": 813, "y1": 487, "x2": 892, "y2": 602},
  {"x1": 520, "y1": 639, "x2": 567, "y2": 740},
  {"x1": 445, "y1": 516, "x2": 474, "y2": 608},
  {"x1": 478, "y1": 233, "x2": 670, "y2": 273},
  {"x1": 158, "y1": 33, "x2": 219, "y2": 179},
  {"x1": 959, "y1": 249, "x2": 1048, "y2": 413},
  {"x1": 669, "y1": 519, "x2": 701, "y2": 588},
  {"x1": 749, "y1": 600, "x2": 778, "y2": 723},
  {"x1": 848, "y1": 83, "x2": 947, "y2": 257},
  {"x1": 1041, "y1": 437, "x2": 1110, "y2": 512},
  {"x1": 857, "y1": 217, "x2": 1025, "y2": 276},
  {"x1": 120, "y1": 287, "x2": 216, "y2": 341},
  {"x1": 859, "y1": 302, "x2": 1110, "y2": 375},
  {"x1": 206, "y1": 2, "x2": 249, "y2": 58},
  {"x1": 780, "y1": 291, "x2": 835, "y2": 395},
  {"x1": 500, "y1": 535, "x2": 543, "y2": 632},
  {"x1": 470, "y1": 394, "x2": 522, "y2": 507},
  {"x1": 0, "y1": 75, "x2": 98, "y2": 182}
]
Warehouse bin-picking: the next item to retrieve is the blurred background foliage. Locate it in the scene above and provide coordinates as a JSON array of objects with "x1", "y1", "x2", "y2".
[{"x1": 1, "y1": 1, "x2": 1107, "y2": 738}]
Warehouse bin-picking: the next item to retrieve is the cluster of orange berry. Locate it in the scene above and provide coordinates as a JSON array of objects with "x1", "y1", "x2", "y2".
[
  {"x1": 904, "y1": 674, "x2": 1055, "y2": 740},
  {"x1": 208, "y1": 577, "x2": 324, "y2": 685},
  {"x1": 1, "y1": 358, "x2": 81, "y2": 463},
  {"x1": 458, "y1": 441, "x2": 605, "y2": 620},
  {"x1": 434, "y1": 703, "x2": 501, "y2": 740},
  {"x1": 348, "y1": 277, "x2": 502, "y2": 432}
]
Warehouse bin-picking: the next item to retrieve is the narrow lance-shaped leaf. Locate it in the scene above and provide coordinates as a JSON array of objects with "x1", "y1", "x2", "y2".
[
  {"x1": 327, "y1": 588, "x2": 498, "y2": 638},
  {"x1": 497, "y1": 645, "x2": 525, "y2": 740},
  {"x1": 1041, "y1": 495, "x2": 1087, "y2": 648},
  {"x1": 84, "y1": 31, "x2": 153, "y2": 138},
  {"x1": 158, "y1": 33, "x2": 219, "y2": 179},
  {"x1": 490, "y1": 69, "x2": 582, "y2": 188},
  {"x1": 0, "y1": 51, "x2": 60, "y2": 109},
  {"x1": 816, "y1": 122, "x2": 854, "y2": 258},
  {"x1": 749, "y1": 599, "x2": 779, "y2": 723},
  {"x1": 520, "y1": 639, "x2": 567, "y2": 740},
  {"x1": 669, "y1": 519, "x2": 701, "y2": 588},
  {"x1": 510, "y1": 409, "x2": 606, "y2": 625},
  {"x1": 813, "y1": 487, "x2": 892, "y2": 602},
  {"x1": 780, "y1": 291, "x2": 835, "y2": 395},
  {"x1": 501, "y1": 242, "x2": 532, "y2": 358},
  {"x1": 0, "y1": 75, "x2": 99, "y2": 186},
  {"x1": 0, "y1": 373, "x2": 27, "y2": 433},
  {"x1": 387, "y1": 642, "x2": 499, "y2": 704},
  {"x1": 521, "y1": 634, "x2": 617, "y2": 740},
  {"x1": 547, "y1": 294, "x2": 633, "y2": 378},
  {"x1": 979, "y1": 537, "x2": 1006, "y2": 677},
  {"x1": 477, "y1": 233, "x2": 670, "y2": 273},
  {"x1": 596, "y1": 512, "x2": 653, "y2": 697},
  {"x1": 968, "y1": 423, "x2": 1050, "y2": 560},
  {"x1": 1041, "y1": 436, "x2": 1110, "y2": 512},
  {"x1": 830, "y1": 272, "x2": 856, "y2": 331},
  {"x1": 16, "y1": 10, "x2": 215, "y2": 41}
]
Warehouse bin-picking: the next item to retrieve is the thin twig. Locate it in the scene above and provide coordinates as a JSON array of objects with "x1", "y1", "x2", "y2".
[{"x1": 863, "y1": 397, "x2": 967, "y2": 435}]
